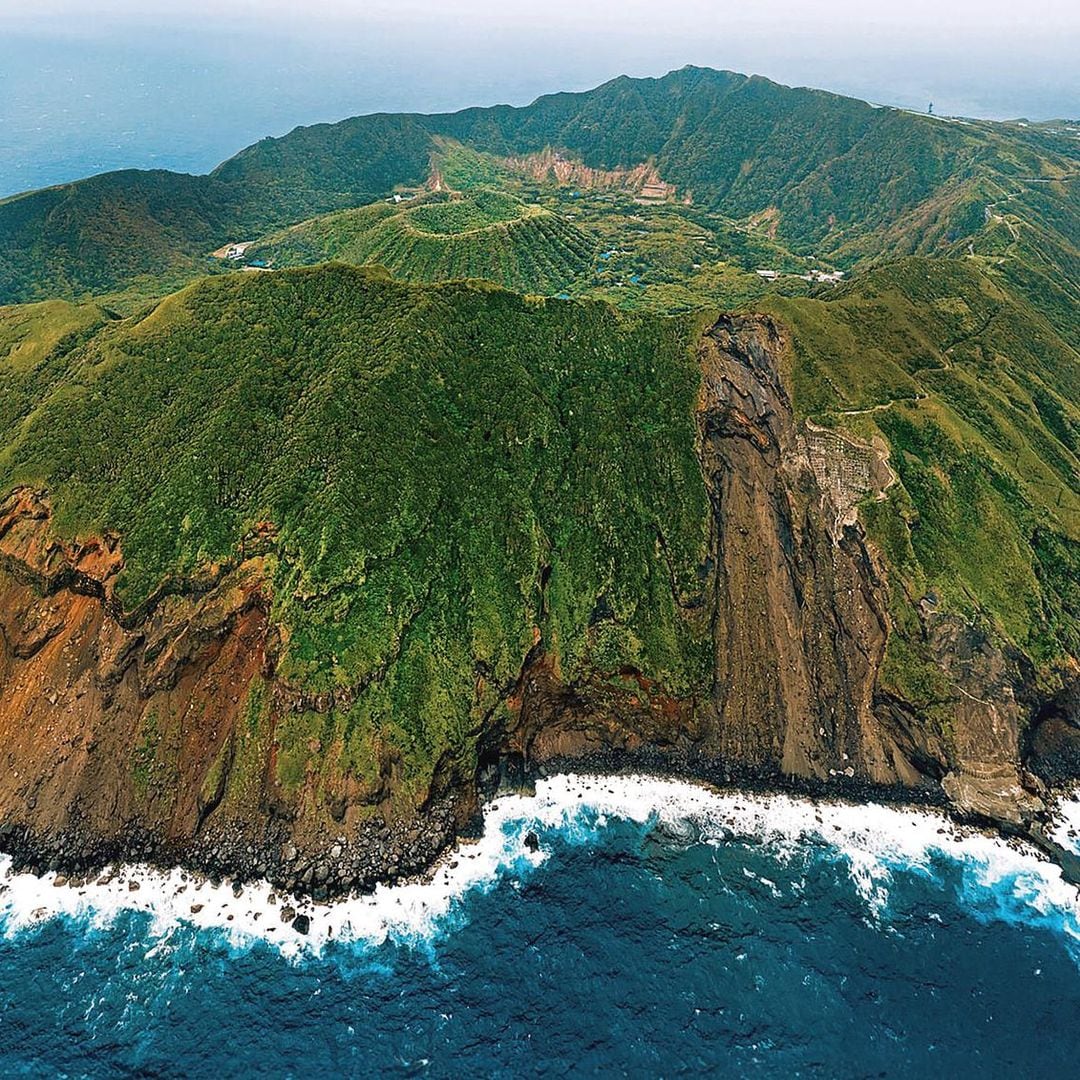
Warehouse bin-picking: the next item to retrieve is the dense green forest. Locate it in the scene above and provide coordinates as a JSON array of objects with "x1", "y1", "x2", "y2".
[{"x1": 0, "y1": 268, "x2": 713, "y2": 795}]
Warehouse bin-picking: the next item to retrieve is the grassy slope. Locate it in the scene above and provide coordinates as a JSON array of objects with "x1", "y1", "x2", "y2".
[
  {"x1": 0, "y1": 265, "x2": 713, "y2": 801},
  {"x1": 765, "y1": 257, "x2": 1080, "y2": 714},
  {"x1": 0, "y1": 299, "x2": 110, "y2": 437},
  {"x1": 249, "y1": 191, "x2": 596, "y2": 295}
]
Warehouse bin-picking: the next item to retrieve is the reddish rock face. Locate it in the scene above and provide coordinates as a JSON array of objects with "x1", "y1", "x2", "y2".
[{"x1": 0, "y1": 487, "x2": 270, "y2": 847}]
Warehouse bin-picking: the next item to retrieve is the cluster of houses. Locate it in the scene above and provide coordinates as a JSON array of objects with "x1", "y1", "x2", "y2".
[
  {"x1": 803, "y1": 268, "x2": 846, "y2": 284},
  {"x1": 756, "y1": 267, "x2": 846, "y2": 284},
  {"x1": 211, "y1": 241, "x2": 256, "y2": 261}
]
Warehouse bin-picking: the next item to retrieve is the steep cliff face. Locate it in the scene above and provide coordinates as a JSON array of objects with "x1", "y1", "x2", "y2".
[
  {"x1": 698, "y1": 317, "x2": 901, "y2": 782},
  {"x1": 0, "y1": 490, "x2": 270, "y2": 854},
  {"x1": 494, "y1": 317, "x2": 962, "y2": 792},
  {"x1": 684, "y1": 317, "x2": 1057, "y2": 828},
  {"x1": 0, "y1": 316, "x2": 1067, "y2": 894}
]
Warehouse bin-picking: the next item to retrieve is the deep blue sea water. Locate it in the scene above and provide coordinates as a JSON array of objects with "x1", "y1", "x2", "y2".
[{"x1": 2, "y1": 776, "x2": 1080, "y2": 1078}]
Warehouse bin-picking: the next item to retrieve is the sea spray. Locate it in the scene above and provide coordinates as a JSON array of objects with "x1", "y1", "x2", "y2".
[
  {"x1": 1050, "y1": 792, "x2": 1080, "y2": 855},
  {"x1": 3, "y1": 774, "x2": 1080, "y2": 957}
]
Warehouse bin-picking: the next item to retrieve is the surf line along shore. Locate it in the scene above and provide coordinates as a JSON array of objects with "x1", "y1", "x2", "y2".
[
  {"x1": 2, "y1": 751, "x2": 1080, "y2": 911},
  {"x1": 4, "y1": 772, "x2": 1080, "y2": 956}
]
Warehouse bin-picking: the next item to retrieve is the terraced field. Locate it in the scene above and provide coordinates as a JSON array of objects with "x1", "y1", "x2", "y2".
[{"x1": 249, "y1": 190, "x2": 596, "y2": 294}]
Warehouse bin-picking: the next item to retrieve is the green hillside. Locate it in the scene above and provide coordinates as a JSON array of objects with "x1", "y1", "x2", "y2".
[
  {"x1": 250, "y1": 191, "x2": 596, "y2": 294},
  {"x1": 0, "y1": 266, "x2": 713, "y2": 798},
  {"x1": 0, "y1": 170, "x2": 239, "y2": 305},
  {"x1": 1, "y1": 256, "x2": 1077, "y2": 796},
  {"x1": 763, "y1": 258, "x2": 1080, "y2": 713}
]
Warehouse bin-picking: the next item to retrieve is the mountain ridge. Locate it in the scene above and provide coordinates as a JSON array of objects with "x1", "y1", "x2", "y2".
[{"x1": 2, "y1": 65, "x2": 1076, "y2": 320}]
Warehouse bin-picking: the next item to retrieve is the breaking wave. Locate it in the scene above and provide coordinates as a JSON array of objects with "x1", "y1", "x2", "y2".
[{"x1": 4, "y1": 773, "x2": 1080, "y2": 959}]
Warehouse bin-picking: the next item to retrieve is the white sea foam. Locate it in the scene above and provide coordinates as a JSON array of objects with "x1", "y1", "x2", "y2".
[
  {"x1": 2, "y1": 774, "x2": 1079, "y2": 958},
  {"x1": 1050, "y1": 792, "x2": 1080, "y2": 855}
]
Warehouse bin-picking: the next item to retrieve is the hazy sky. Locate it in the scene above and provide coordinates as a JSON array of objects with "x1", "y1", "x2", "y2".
[
  {"x1": 6, "y1": 0, "x2": 1077, "y2": 107},
  {"x1": 11, "y1": 0, "x2": 1080, "y2": 31},
  {"x1": 2, "y1": 0, "x2": 1077, "y2": 196}
]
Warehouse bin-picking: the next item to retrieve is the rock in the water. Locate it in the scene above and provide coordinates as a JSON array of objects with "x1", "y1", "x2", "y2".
[
  {"x1": 292, "y1": 913, "x2": 311, "y2": 935},
  {"x1": 524, "y1": 831, "x2": 540, "y2": 853}
]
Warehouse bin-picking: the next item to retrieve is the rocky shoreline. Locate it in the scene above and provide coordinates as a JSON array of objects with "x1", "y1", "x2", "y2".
[
  {"x1": 0, "y1": 787, "x2": 466, "y2": 909},
  {"x1": 4, "y1": 747, "x2": 1079, "y2": 917}
]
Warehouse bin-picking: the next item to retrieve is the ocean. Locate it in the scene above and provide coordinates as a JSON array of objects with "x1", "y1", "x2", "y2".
[
  {"x1": 2, "y1": 774, "x2": 1080, "y2": 1077},
  {"x1": 3, "y1": 19, "x2": 1078, "y2": 201}
]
